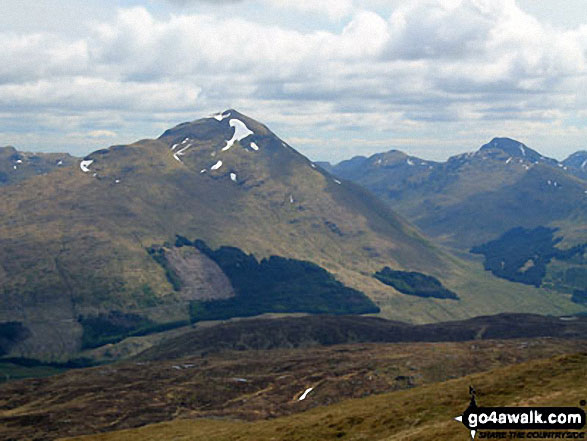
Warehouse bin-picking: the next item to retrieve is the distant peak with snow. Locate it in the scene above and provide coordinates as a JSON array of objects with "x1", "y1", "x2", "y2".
[
  {"x1": 563, "y1": 151, "x2": 587, "y2": 170},
  {"x1": 479, "y1": 137, "x2": 546, "y2": 163}
]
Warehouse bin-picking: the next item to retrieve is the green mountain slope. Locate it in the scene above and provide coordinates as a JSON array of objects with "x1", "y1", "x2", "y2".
[
  {"x1": 0, "y1": 117, "x2": 584, "y2": 359},
  {"x1": 329, "y1": 138, "x2": 586, "y2": 249},
  {"x1": 329, "y1": 138, "x2": 587, "y2": 297}
]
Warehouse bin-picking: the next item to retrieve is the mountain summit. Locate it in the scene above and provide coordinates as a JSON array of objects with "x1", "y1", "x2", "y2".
[
  {"x1": 563, "y1": 151, "x2": 587, "y2": 179},
  {"x1": 564, "y1": 150, "x2": 587, "y2": 169},
  {"x1": 0, "y1": 110, "x2": 448, "y2": 358},
  {"x1": 1, "y1": 114, "x2": 583, "y2": 359},
  {"x1": 329, "y1": 137, "x2": 586, "y2": 248},
  {"x1": 479, "y1": 137, "x2": 545, "y2": 162},
  {"x1": 327, "y1": 137, "x2": 587, "y2": 304}
]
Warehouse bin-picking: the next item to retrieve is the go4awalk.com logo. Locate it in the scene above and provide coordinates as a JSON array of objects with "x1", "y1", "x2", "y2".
[{"x1": 454, "y1": 387, "x2": 586, "y2": 439}]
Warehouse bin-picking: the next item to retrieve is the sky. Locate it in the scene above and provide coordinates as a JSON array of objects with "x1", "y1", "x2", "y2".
[{"x1": 1, "y1": 0, "x2": 586, "y2": 163}]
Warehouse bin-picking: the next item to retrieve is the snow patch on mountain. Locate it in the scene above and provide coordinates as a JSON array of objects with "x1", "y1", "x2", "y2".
[
  {"x1": 80, "y1": 160, "x2": 94, "y2": 173},
  {"x1": 299, "y1": 387, "x2": 313, "y2": 401},
  {"x1": 211, "y1": 160, "x2": 223, "y2": 170},
  {"x1": 174, "y1": 143, "x2": 192, "y2": 162},
  {"x1": 223, "y1": 119, "x2": 254, "y2": 151}
]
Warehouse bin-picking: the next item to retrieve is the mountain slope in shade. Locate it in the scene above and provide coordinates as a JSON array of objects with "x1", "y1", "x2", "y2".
[
  {"x1": 136, "y1": 313, "x2": 587, "y2": 361},
  {"x1": 0, "y1": 146, "x2": 76, "y2": 186},
  {"x1": 329, "y1": 137, "x2": 587, "y2": 250},
  {"x1": 0, "y1": 117, "x2": 584, "y2": 359},
  {"x1": 563, "y1": 150, "x2": 587, "y2": 179}
]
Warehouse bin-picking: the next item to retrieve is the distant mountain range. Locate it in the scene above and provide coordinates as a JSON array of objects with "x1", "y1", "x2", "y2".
[
  {"x1": 0, "y1": 146, "x2": 75, "y2": 186},
  {"x1": 1, "y1": 117, "x2": 585, "y2": 360},
  {"x1": 325, "y1": 137, "x2": 587, "y2": 300},
  {"x1": 324, "y1": 138, "x2": 586, "y2": 247}
]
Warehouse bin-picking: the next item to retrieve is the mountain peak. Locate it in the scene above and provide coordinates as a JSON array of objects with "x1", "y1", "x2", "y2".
[
  {"x1": 80, "y1": 109, "x2": 303, "y2": 188},
  {"x1": 158, "y1": 110, "x2": 271, "y2": 146},
  {"x1": 477, "y1": 137, "x2": 556, "y2": 166},
  {"x1": 481, "y1": 137, "x2": 530, "y2": 157},
  {"x1": 563, "y1": 151, "x2": 587, "y2": 169},
  {"x1": 0, "y1": 145, "x2": 18, "y2": 155}
]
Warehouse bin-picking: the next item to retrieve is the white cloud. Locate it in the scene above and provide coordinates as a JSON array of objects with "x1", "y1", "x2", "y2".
[
  {"x1": 0, "y1": 77, "x2": 201, "y2": 112},
  {"x1": 0, "y1": 0, "x2": 586, "y2": 161},
  {"x1": 164, "y1": 0, "x2": 355, "y2": 20},
  {"x1": 0, "y1": 32, "x2": 88, "y2": 82},
  {"x1": 87, "y1": 130, "x2": 117, "y2": 138},
  {"x1": 264, "y1": 0, "x2": 354, "y2": 20}
]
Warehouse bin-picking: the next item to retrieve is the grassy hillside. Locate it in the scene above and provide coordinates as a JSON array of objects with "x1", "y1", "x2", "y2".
[
  {"x1": 415, "y1": 164, "x2": 587, "y2": 249},
  {"x1": 58, "y1": 350, "x2": 587, "y2": 441},
  {"x1": 1, "y1": 333, "x2": 586, "y2": 440},
  {"x1": 0, "y1": 110, "x2": 451, "y2": 358},
  {"x1": 1, "y1": 116, "x2": 585, "y2": 359},
  {"x1": 328, "y1": 138, "x2": 587, "y2": 308}
]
